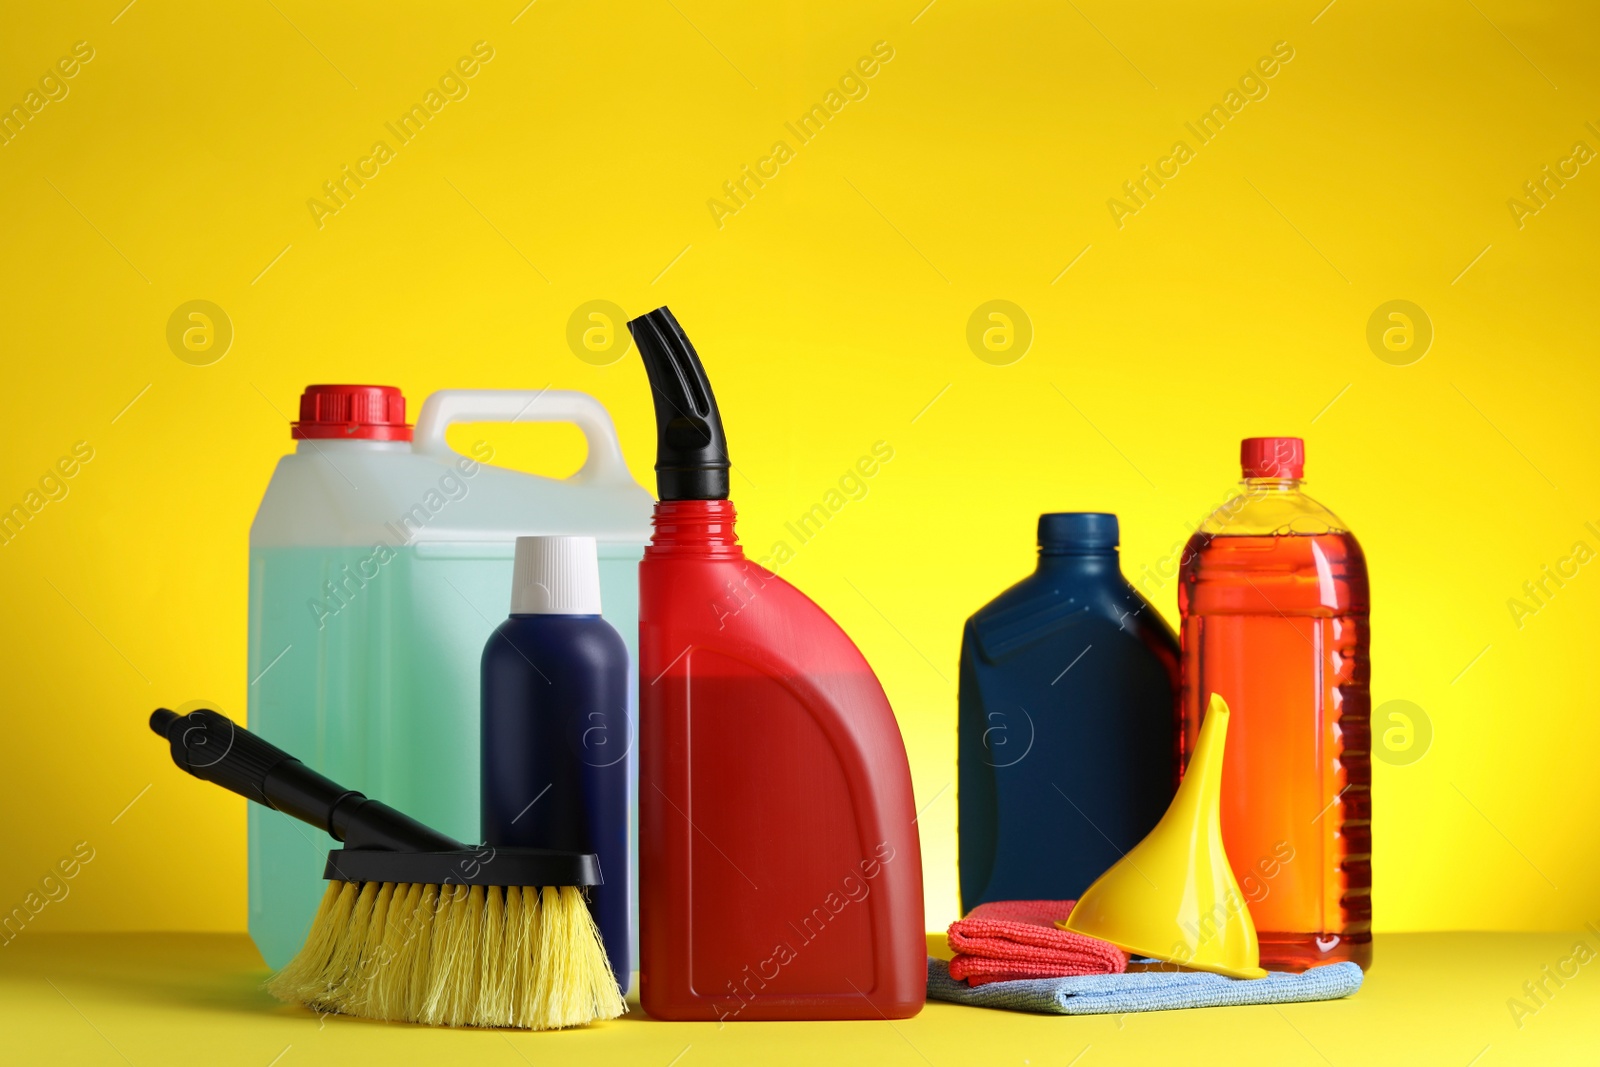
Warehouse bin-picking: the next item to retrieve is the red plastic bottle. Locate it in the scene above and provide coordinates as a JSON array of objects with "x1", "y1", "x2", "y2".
[
  {"x1": 629, "y1": 309, "x2": 926, "y2": 1021},
  {"x1": 1178, "y1": 437, "x2": 1371, "y2": 971}
]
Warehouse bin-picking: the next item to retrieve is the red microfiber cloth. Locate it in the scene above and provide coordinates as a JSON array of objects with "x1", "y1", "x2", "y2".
[{"x1": 947, "y1": 900, "x2": 1128, "y2": 986}]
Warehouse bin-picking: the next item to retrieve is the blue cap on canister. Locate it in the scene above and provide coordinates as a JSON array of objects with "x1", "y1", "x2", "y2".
[{"x1": 1037, "y1": 512, "x2": 1119, "y2": 553}]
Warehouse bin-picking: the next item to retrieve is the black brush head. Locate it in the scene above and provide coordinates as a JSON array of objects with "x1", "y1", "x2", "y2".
[{"x1": 326, "y1": 847, "x2": 603, "y2": 888}]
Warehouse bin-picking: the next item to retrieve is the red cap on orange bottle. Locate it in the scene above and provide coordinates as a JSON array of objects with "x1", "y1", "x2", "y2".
[{"x1": 1240, "y1": 437, "x2": 1304, "y2": 479}]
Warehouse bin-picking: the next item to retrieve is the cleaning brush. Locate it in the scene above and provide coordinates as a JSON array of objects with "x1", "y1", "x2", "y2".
[{"x1": 149, "y1": 706, "x2": 626, "y2": 1030}]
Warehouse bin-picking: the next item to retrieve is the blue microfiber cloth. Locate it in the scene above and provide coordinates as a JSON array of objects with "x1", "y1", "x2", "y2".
[{"x1": 927, "y1": 957, "x2": 1362, "y2": 1014}]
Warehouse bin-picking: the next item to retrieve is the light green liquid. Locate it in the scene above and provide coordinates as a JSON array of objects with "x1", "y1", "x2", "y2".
[{"x1": 247, "y1": 543, "x2": 639, "y2": 969}]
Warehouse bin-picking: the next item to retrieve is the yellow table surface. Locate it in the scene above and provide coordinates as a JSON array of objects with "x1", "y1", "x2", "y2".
[{"x1": 2, "y1": 932, "x2": 1594, "y2": 1065}]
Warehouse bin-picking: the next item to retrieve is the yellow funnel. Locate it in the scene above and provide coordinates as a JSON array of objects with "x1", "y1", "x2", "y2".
[{"x1": 1061, "y1": 693, "x2": 1268, "y2": 979}]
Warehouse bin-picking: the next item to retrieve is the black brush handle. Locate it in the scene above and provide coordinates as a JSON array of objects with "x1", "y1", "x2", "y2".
[{"x1": 149, "y1": 707, "x2": 462, "y2": 852}]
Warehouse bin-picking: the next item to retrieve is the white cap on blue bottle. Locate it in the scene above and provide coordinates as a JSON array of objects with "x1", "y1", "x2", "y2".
[{"x1": 510, "y1": 535, "x2": 603, "y2": 614}]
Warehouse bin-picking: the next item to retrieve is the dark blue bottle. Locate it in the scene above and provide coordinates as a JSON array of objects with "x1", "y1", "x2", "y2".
[
  {"x1": 482, "y1": 535, "x2": 631, "y2": 991},
  {"x1": 958, "y1": 513, "x2": 1180, "y2": 909}
]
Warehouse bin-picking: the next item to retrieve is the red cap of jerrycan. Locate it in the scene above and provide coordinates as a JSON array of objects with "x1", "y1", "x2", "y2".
[
  {"x1": 1240, "y1": 436, "x2": 1304, "y2": 479},
  {"x1": 292, "y1": 385, "x2": 412, "y2": 441}
]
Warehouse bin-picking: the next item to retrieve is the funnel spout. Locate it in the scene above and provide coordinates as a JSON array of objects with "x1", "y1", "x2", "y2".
[{"x1": 1182, "y1": 694, "x2": 1230, "y2": 813}]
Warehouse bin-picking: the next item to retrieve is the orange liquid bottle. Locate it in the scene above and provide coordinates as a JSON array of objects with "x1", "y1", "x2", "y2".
[{"x1": 1178, "y1": 438, "x2": 1371, "y2": 971}]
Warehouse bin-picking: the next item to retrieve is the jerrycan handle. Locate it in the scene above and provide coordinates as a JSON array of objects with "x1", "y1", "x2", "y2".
[{"x1": 412, "y1": 389, "x2": 633, "y2": 487}]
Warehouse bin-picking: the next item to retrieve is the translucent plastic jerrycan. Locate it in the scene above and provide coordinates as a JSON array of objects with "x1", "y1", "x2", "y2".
[{"x1": 247, "y1": 385, "x2": 653, "y2": 971}]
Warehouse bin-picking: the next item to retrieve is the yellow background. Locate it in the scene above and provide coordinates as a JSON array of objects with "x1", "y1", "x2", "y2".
[{"x1": 1, "y1": 0, "x2": 1596, "y2": 945}]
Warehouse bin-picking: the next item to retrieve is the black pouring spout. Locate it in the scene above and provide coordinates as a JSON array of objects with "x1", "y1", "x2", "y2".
[{"x1": 628, "y1": 307, "x2": 730, "y2": 501}]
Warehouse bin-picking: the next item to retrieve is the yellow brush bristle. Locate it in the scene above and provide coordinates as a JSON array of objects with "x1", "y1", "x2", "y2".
[{"x1": 266, "y1": 879, "x2": 625, "y2": 1030}]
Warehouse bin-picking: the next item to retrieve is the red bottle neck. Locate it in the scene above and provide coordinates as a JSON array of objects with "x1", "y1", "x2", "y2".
[{"x1": 646, "y1": 499, "x2": 745, "y2": 560}]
